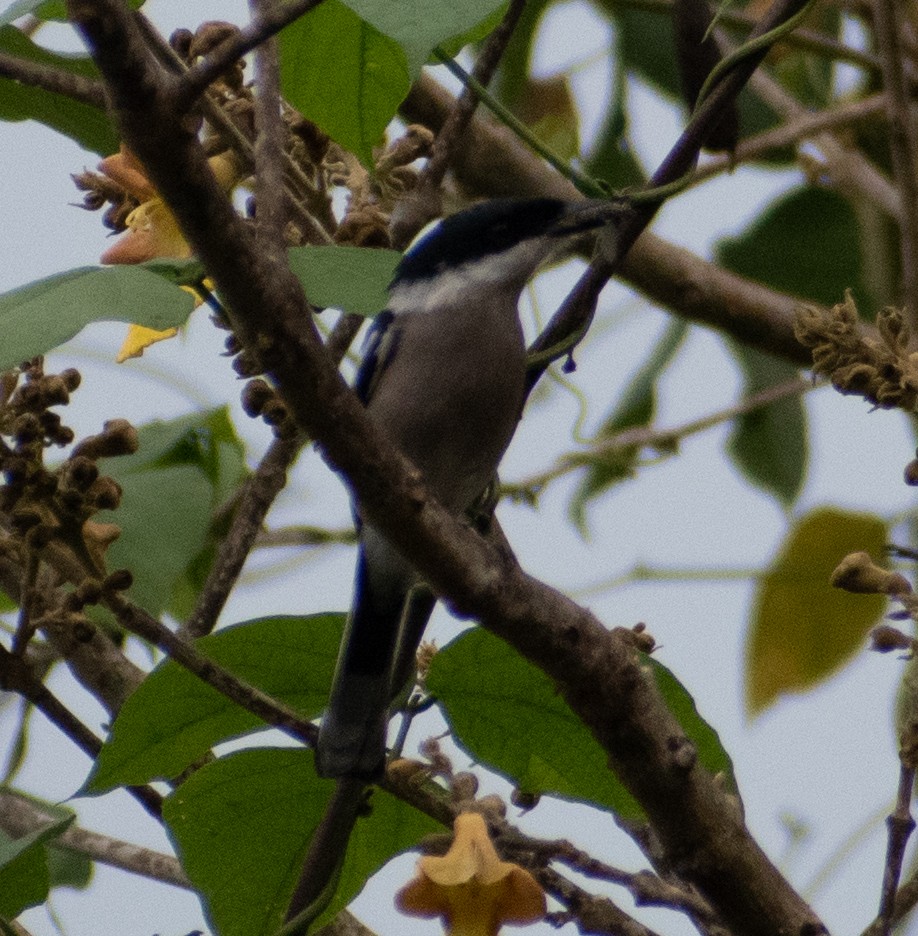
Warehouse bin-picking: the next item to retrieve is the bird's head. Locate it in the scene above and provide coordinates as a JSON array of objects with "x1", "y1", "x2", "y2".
[{"x1": 388, "y1": 198, "x2": 627, "y2": 315}]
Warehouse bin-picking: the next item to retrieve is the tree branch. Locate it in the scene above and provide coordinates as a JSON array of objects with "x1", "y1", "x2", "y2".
[
  {"x1": 104, "y1": 590, "x2": 318, "y2": 747},
  {"x1": 180, "y1": 436, "x2": 300, "y2": 639},
  {"x1": 0, "y1": 790, "x2": 188, "y2": 888},
  {"x1": 0, "y1": 50, "x2": 106, "y2": 108},
  {"x1": 250, "y1": 0, "x2": 287, "y2": 253},
  {"x1": 871, "y1": 0, "x2": 918, "y2": 324},
  {"x1": 174, "y1": 0, "x2": 326, "y2": 109},
  {"x1": 0, "y1": 644, "x2": 163, "y2": 818}
]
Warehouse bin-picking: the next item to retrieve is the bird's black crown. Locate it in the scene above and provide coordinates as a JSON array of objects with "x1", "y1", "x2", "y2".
[{"x1": 393, "y1": 198, "x2": 570, "y2": 286}]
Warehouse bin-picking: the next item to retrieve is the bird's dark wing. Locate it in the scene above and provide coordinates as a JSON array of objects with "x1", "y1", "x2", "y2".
[{"x1": 354, "y1": 309, "x2": 398, "y2": 406}]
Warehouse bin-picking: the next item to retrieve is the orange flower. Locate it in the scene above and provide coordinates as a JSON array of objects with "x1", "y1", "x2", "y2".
[
  {"x1": 396, "y1": 813, "x2": 546, "y2": 936},
  {"x1": 98, "y1": 148, "x2": 191, "y2": 265},
  {"x1": 97, "y1": 147, "x2": 239, "y2": 360}
]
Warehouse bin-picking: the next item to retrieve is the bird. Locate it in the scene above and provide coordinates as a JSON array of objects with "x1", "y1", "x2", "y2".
[{"x1": 315, "y1": 196, "x2": 624, "y2": 780}]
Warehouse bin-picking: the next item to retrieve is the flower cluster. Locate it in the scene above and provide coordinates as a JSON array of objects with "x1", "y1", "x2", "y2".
[{"x1": 794, "y1": 292, "x2": 918, "y2": 411}]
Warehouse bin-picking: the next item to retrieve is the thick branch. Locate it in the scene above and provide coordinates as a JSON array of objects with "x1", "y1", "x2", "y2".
[{"x1": 67, "y1": 1, "x2": 826, "y2": 931}]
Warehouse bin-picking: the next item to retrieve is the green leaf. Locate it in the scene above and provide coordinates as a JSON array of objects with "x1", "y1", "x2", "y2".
[
  {"x1": 430, "y1": 629, "x2": 641, "y2": 817},
  {"x1": 717, "y1": 186, "x2": 869, "y2": 313},
  {"x1": 288, "y1": 245, "x2": 400, "y2": 316},
  {"x1": 0, "y1": 266, "x2": 195, "y2": 371},
  {"x1": 571, "y1": 319, "x2": 688, "y2": 529},
  {"x1": 280, "y1": 0, "x2": 410, "y2": 165},
  {"x1": 342, "y1": 0, "x2": 507, "y2": 74},
  {"x1": 97, "y1": 409, "x2": 246, "y2": 619},
  {"x1": 430, "y1": 629, "x2": 735, "y2": 819},
  {"x1": 102, "y1": 465, "x2": 211, "y2": 619},
  {"x1": 649, "y1": 656, "x2": 736, "y2": 790},
  {"x1": 163, "y1": 748, "x2": 439, "y2": 936},
  {"x1": 0, "y1": 26, "x2": 117, "y2": 154},
  {"x1": 746, "y1": 507, "x2": 887, "y2": 714},
  {"x1": 727, "y1": 343, "x2": 806, "y2": 506},
  {"x1": 0, "y1": 0, "x2": 141, "y2": 23},
  {"x1": 87, "y1": 614, "x2": 344, "y2": 792},
  {"x1": 0, "y1": 814, "x2": 72, "y2": 918}
]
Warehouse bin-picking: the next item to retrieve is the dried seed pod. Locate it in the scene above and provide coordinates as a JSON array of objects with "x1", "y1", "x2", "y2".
[
  {"x1": 672, "y1": 0, "x2": 739, "y2": 153},
  {"x1": 88, "y1": 476, "x2": 123, "y2": 511},
  {"x1": 104, "y1": 568, "x2": 134, "y2": 592},
  {"x1": 831, "y1": 551, "x2": 912, "y2": 595},
  {"x1": 241, "y1": 379, "x2": 276, "y2": 418}
]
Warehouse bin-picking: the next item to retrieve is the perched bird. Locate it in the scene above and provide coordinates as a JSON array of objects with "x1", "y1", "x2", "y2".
[{"x1": 316, "y1": 197, "x2": 621, "y2": 779}]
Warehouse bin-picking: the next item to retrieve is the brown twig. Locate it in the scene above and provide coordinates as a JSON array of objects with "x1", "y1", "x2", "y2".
[
  {"x1": 0, "y1": 644, "x2": 163, "y2": 818},
  {"x1": 173, "y1": 0, "x2": 327, "y2": 109},
  {"x1": 0, "y1": 789, "x2": 188, "y2": 887},
  {"x1": 539, "y1": 865, "x2": 665, "y2": 936},
  {"x1": 249, "y1": 0, "x2": 288, "y2": 253},
  {"x1": 871, "y1": 0, "x2": 918, "y2": 324},
  {"x1": 180, "y1": 436, "x2": 301, "y2": 639},
  {"x1": 746, "y1": 66, "x2": 900, "y2": 220},
  {"x1": 876, "y1": 764, "x2": 916, "y2": 936},
  {"x1": 391, "y1": 0, "x2": 528, "y2": 248},
  {"x1": 689, "y1": 93, "x2": 887, "y2": 187},
  {"x1": 105, "y1": 591, "x2": 317, "y2": 747},
  {"x1": 0, "y1": 50, "x2": 107, "y2": 108},
  {"x1": 509, "y1": 375, "x2": 814, "y2": 495}
]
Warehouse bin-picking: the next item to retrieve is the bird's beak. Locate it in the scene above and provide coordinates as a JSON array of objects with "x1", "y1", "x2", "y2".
[{"x1": 550, "y1": 198, "x2": 633, "y2": 239}]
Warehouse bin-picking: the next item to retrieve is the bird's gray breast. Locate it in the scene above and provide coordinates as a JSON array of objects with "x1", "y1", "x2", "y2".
[{"x1": 365, "y1": 303, "x2": 526, "y2": 512}]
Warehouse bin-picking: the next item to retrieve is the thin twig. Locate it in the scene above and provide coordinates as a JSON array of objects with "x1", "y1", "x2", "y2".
[
  {"x1": 0, "y1": 644, "x2": 164, "y2": 818},
  {"x1": 174, "y1": 0, "x2": 327, "y2": 109},
  {"x1": 745, "y1": 67, "x2": 900, "y2": 221},
  {"x1": 250, "y1": 0, "x2": 288, "y2": 253},
  {"x1": 391, "y1": 0, "x2": 528, "y2": 247},
  {"x1": 180, "y1": 436, "x2": 301, "y2": 639},
  {"x1": 0, "y1": 51, "x2": 107, "y2": 108},
  {"x1": 877, "y1": 764, "x2": 916, "y2": 935},
  {"x1": 871, "y1": 0, "x2": 918, "y2": 324},
  {"x1": 105, "y1": 591, "x2": 317, "y2": 747},
  {"x1": 0, "y1": 790, "x2": 189, "y2": 888},
  {"x1": 181, "y1": 312, "x2": 363, "y2": 641},
  {"x1": 688, "y1": 94, "x2": 886, "y2": 188},
  {"x1": 509, "y1": 375, "x2": 814, "y2": 495},
  {"x1": 255, "y1": 525, "x2": 357, "y2": 549}
]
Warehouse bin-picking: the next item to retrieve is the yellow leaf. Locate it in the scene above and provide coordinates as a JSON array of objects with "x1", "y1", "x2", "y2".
[
  {"x1": 116, "y1": 325, "x2": 179, "y2": 362},
  {"x1": 746, "y1": 507, "x2": 887, "y2": 714}
]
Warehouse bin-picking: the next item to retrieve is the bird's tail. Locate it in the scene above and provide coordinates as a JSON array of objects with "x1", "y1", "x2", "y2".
[{"x1": 316, "y1": 547, "x2": 434, "y2": 779}]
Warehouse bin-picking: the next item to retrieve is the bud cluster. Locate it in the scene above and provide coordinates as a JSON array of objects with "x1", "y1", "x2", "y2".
[
  {"x1": 1, "y1": 360, "x2": 138, "y2": 586},
  {"x1": 794, "y1": 292, "x2": 918, "y2": 411}
]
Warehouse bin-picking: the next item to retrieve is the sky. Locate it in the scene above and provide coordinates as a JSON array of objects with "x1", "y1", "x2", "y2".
[{"x1": 2, "y1": 1, "x2": 917, "y2": 935}]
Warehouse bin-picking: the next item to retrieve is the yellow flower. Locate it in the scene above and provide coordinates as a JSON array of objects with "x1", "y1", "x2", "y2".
[{"x1": 396, "y1": 813, "x2": 546, "y2": 936}]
